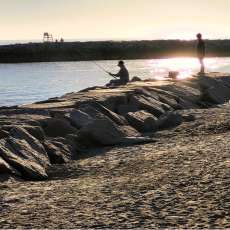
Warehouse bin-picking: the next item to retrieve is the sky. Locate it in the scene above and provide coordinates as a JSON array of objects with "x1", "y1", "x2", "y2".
[{"x1": 0, "y1": 0, "x2": 229, "y2": 41}]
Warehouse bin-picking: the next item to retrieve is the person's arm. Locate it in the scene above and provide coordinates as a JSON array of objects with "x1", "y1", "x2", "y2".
[{"x1": 109, "y1": 70, "x2": 121, "y2": 78}]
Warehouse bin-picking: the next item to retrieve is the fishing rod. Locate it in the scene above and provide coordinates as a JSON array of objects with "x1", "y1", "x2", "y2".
[
  {"x1": 75, "y1": 50, "x2": 117, "y2": 78},
  {"x1": 92, "y1": 60, "x2": 117, "y2": 79},
  {"x1": 92, "y1": 60, "x2": 109, "y2": 74}
]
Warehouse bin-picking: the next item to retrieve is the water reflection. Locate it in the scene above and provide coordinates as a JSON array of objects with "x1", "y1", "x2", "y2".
[
  {"x1": 146, "y1": 58, "x2": 219, "y2": 80},
  {"x1": 0, "y1": 58, "x2": 230, "y2": 106}
]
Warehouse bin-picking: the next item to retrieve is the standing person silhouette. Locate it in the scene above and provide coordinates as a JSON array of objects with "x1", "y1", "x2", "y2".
[{"x1": 196, "y1": 33, "x2": 206, "y2": 74}]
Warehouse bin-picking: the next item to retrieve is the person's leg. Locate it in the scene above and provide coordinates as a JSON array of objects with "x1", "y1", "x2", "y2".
[
  {"x1": 112, "y1": 79, "x2": 122, "y2": 86},
  {"x1": 200, "y1": 58, "x2": 205, "y2": 73},
  {"x1": 106, "y1": 79, "x2": 121, "y2": 87},
  {"x1": 199, "y1": 57, "x2": 205, "y2": 74}
]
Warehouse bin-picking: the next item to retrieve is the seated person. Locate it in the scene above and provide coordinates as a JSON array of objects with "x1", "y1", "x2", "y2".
[{"x1": 107, "y1": 61, "x2": 129, "y2": 86}]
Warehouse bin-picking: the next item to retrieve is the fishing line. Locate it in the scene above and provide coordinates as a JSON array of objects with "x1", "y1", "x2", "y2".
[{"x1": 75, "y1": 50, "x2": 115, "y2": 76}]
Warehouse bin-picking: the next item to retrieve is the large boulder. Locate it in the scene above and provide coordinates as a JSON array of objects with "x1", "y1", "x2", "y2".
[
  {"x1": 157, "y1": 112, "x2": 183, "y2": 129},
  {"x1": 119, "y1": 125, "x2": 140, "y2": 137},
  {"x1": 159, "y1": 84, "x2": 201, "y2": 104},
  {"x1": 117, "y1": 104, "x2": 139, "y2": 115},
  {"x1": 70, "y1": 103, "x2": 127, "y2": 128},
  {"x1": 134, "y1": 88, "x2": 159, "y2": 100},
  {"x1": 78, "y1": 118, "x2": 151, "y2": 146},
  {"x1": 0, "y1": 138, "x2": 48, "y2": 180},
  {"x1": 0, "y1": 156, "x2": 20, "y2": 176},
  {"x1": 41, "y1": 118, "x2": 77, "y2": 137},
  {"x1": 158, "y1": 94, "x2": 181, "y2": 110},
  {"x1": 203, "y1": 84, "x2": 230, "y2": 104},
  {"x1": 43, "y1": 138, "x2": 74, "y2": 164},
  {"x1": 10, "y1": 126, "x2": 49, "y2": 167},
  {"x1": 0, "y1": 127, "x2": 50, "y2": 180},
  {"x1": 21, "y1": 125, "x2": 45, "y2": 141},
  {"x1": 182, "y1": 75, "x2": 230, "y2": 104},
  {"x1": 78, "y1": 118, "x2": 127, "y2": 146},
  {"x1": 1, "y1": 125, "x2": 45, "y2": 141},
  {"x1": 69, "y1": 109, "x2": 93, "y2": 129},
  {"x1": 182, "y1": 75, "x2": 230, "y2": 105},
  {"x1": 125, "y1": 110, "x2": 158, "y2": 133},
  {"x1": 0, "y1": 130, "x2": 9, "y2": 139},
  {"x1": 78, "y1": 104, "x2": 127, "y2": 126},
  {"x1": 91, "y1": 102, "x2": 127, "y2": 125},
  {"x1": 78, "y1": 104, "x2": 109, "y2": 119},
  {"x1": 99, "y1": 94, "x2": 128, "y2": 111},
  {"x1": 67, "y1": 102, "x2": 127, "y2": 129},
  {"x1": 129, "y1": 95, "x2": 169, "y2": 117}
]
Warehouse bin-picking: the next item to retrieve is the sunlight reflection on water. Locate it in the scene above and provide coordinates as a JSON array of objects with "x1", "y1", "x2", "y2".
[
  {"x1": 146, "y1": 58, "x2": 221, "y2": 80},
  {"x1": 0, "y1": 57, "x2": 230, "y2": 106}
]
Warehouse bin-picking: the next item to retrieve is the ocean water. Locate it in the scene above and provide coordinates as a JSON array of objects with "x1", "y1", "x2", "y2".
[{"x1": 0, "y1": 57, "x2": 230, "y2": 106}]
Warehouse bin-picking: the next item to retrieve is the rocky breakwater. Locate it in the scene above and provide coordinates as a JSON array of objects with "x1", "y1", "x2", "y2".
[{"x1": 1, "y1": 73, "x2": 230, "y2": 181}]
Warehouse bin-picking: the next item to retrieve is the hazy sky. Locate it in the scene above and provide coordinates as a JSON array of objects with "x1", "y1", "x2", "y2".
[{"x1": 0, "y1": 0, "x2": 229, "y2": 40}]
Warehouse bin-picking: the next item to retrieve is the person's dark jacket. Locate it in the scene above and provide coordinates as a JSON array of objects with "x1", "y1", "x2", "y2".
[{"x1": 110, "y1": 66, "x2": 129, "y2": 84}]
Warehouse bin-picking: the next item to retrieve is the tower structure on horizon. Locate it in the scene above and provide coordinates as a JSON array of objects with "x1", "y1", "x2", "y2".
[{"x1": 43, "y1": 32, "x2": 53, "y2": 43}]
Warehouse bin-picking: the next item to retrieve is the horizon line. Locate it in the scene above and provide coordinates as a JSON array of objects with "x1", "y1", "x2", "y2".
[{"x1": 1, "y1": 37, "x2": 230, "y2": 43}]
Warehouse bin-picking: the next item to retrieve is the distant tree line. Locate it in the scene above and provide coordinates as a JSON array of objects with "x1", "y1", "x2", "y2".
[{"x1": 0, "y1": 40, "x2": 230, "y2": 63}]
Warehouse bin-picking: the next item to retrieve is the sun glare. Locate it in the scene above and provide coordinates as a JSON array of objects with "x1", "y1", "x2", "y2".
[{"x1": 147, "y1": 58, "x2": 217, "y2": 81}]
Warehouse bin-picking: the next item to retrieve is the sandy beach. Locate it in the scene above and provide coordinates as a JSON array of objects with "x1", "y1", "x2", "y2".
[{"x1": 1, "y1": 104, "x2": 230, "y2": 228}]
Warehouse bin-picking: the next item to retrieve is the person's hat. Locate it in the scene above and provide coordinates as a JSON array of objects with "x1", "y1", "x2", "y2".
[{"x1": 118, "y1": 60, "x2": 124, "y2": 66}]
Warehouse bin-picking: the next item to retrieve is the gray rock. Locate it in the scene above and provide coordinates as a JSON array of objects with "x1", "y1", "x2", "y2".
[
  {"x1": 10, "y1": 126, "x2": 49, "y2": 168},
  {"x1": 158, "y1": 94, "x2": 181, "y2": 109},
  {"x1": 0, "y1": 130, "x2": 9, "y2": 139},
  {"x1": 77, "y1": 103, "x2": 127, "y2": 126},
  {"x1": 41, "y1": 118, "x2": 77, "y2": 137},
  {"x1": 190, "y1": 76, "x2": 230, "y2": 104},
  {"x1": 21, "y1": 125, "x2": 45, "y2": 141},
  {"x1": 181, "y1": 114, "x2": 196, "y2": 122},
  {"x1": 0, "y1": 138, "x2": 48, "y2": 180},
  {"x1": 117, "y1": 104, "x2": 139, "y2": 115},
  {"x1": 134, "y1": 88, "x2": 159, "y2": 100},
  {"x1": 129, "y1": 95, "x2": 166, "y2": 117},
  {"x1": 78, "y1": 118, "x2": 142, "y2": 146},
  {"x1": 157, "y1": 112, "x2": 183, "y2": 129},
  {"x1": 119, "y1": 125, "x2": 140, "y2": 137},
  {"x1": 79, "y1": 104, "x2": 108, "y2": 120},
  {"x1": 160, "y1": 84, "x2": 201, "y2": 105},
  {"x1": 91, "y1": 102, "x2": 127, "y2": 126},
  {"x1": 44, "y1": 138, "x2": 74, "y2": 164},
  {"x1": 100, "y1": 95, "x2": 128, "y2": 112},
  {"x1": 69, "y1": 109, "x2": 93, "y2": 129},
  {"x1": 0, "y1": 127, "x2": 50, "y2": 180},
  {"x1": 78, "y1": 118, "x2": 127, "y2": 146},
  {"x1": 125, "y1": 110, "x2": 158, "y2": 133},
  {"x1": 131, "y1": 76, "x2": 142, "y2": 82},
  {"x1": 202, "y1": 84, "x2": 230, "y2": 104},
  {"x1": 177, "y1": 98, "x2": 199, "y2": 109},
  {"x1": 0, "y1": 156, "x2": 20, "y2": 176}
]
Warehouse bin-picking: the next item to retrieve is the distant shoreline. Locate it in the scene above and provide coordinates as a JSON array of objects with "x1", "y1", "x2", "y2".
[{"x1": 0, "y1": 40, "x2": 230, "y2": 63}]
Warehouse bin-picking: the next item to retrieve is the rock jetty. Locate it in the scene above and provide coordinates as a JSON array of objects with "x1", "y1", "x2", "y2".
[
  {"x1": 1, "y1": 72, "x2": 230, "y2": 228},
  {"x1": 1, "y1": 72, "x2": 230, "y2": 181}
]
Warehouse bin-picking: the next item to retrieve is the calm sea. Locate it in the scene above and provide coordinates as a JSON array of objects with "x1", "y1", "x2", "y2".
[{"x1": 0, "y1": 58, "x2": 230, "y2": 106}]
